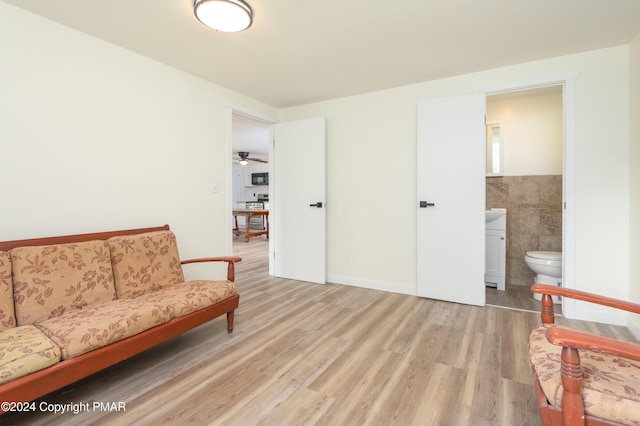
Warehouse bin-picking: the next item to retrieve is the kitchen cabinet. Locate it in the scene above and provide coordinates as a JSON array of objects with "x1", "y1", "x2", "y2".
[
  {"x1": 243, "y1": 162, "x2": 269, "y2": 187},
  {"x1": 243, "y1": 163, "x2": 254, "y2": 187}
]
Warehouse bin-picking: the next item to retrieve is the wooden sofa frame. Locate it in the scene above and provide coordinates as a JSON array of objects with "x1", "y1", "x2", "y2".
[
  {"x1": 531, "y1": 283, "x2": 640, "y2": 425},
  {"x1": 0, "y1": 225, "x2": 240, "y2": 410}
]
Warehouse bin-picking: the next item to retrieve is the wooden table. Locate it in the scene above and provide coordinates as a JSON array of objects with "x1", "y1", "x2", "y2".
[{"x1": 232, "y1": 209, "x2": 269, "y2": 242}]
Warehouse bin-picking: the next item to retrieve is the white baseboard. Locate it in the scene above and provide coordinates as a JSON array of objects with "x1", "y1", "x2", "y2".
[{"x1": 327, "y1": 274, "x2": 416, "y2": 296}]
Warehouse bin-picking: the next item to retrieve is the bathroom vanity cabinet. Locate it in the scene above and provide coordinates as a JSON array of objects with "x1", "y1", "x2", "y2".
[
  {"x1": 485, "y1": 209, "x2": 506, "y2": 291},
  {"x1": 485, "y1": 229, "x2": 506, "y2": 290}
]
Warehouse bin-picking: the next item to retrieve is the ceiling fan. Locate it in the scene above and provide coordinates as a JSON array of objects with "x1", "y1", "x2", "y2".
[{"x1": 234, "y1": 151, "x2": 268, "y2": 165}]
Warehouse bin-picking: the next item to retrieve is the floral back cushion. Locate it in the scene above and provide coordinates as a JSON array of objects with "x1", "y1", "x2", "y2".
[
  {"x1": 0, "y1": 251, "x2": 16, "y2": 332},
  {"x1": 11, "y1": 240, "x2": 117, "y2": 326},
  {"x1": 108, "y1": 230, "x2": 185, "y2": 299}
]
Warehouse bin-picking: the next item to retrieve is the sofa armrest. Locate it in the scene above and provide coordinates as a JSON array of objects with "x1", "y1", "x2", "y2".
[
  {"x1": 546, "y1": 326, "x2": 640, "y2": 362},
  {"x1": 532, "y1": 283, "x2": 640, "y2": 324},
  {"x1": 181, "y1": 256, "x2": 242, "y2": 282},
  {"x1": 181, "y1": 256, "x2": 242, "y2": 264}
]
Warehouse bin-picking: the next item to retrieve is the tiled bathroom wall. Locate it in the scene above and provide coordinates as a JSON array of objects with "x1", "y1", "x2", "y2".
[{"x1": 486, "y1": 175, "x2": 563, "y2": 286}]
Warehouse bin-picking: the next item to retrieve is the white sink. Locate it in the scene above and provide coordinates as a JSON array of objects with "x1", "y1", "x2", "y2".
[{"x1": 485, "y1": 208, "x2": 507, "y2": 223}]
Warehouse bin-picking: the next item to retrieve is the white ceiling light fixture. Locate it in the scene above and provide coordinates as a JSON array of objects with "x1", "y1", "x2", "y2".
[{"x1": 194, "y1": 0, "x2": 253, "y2": 32}]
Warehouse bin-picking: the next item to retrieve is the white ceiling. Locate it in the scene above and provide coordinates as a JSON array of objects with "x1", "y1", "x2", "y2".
[
  {"x1": 4, "y1": 0, "x2": 640, "y2": 109},
  {"x1": 232, "y1": 113, "x2": 269, "y2": 157}
]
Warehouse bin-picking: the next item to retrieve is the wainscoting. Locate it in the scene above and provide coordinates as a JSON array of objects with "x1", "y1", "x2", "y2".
[{"x1": 486, "y1": 175, "x2": 563, "y2": 287}]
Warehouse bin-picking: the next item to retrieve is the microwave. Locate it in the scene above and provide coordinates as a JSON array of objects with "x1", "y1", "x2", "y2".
[{"x1": 251, "y1": 172, "x2": 269, "y2": 185}]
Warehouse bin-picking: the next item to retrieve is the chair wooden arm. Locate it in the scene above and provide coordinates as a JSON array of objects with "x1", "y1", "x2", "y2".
[
  {"x1": 181, "y1": 257, "x2": 242, "y2": 282},
  {"x1": 532, "y1": 283, "x2": 640, "y2": 314},
  {"x1": 531, "y1": 284, "x2": 640, "y2": 425},
  {"x1": 532, "y1": 283, "x2": 640, "y2": 324},
  {"x1": 543, "y1": 326, "x2": 640, "y2": 425},
  {"x1": 546, "y1": 326, "x2": 640, "y2": 362}
]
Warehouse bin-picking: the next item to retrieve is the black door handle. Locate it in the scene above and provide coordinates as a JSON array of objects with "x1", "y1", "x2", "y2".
[
  {"x1": 419, "y1": 201, "x2": 435, "y2": 208},
  {"x1": 309, "y1": 202, "x2": 323, "y2": 208}
]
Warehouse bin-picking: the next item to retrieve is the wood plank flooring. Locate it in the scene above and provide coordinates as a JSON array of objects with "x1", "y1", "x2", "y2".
[
  {"x1": 486, "y1": 284, "x2": 561, "y2": 314},
  {"x1": 4, "y1": 238, "x2": 637, "y2": 425}
]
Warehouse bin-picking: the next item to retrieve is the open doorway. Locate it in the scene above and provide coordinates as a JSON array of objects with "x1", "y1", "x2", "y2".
[
  {"x1": 484, "y1": 85, "x2": 564, "y2": 313},
  {"x1": 228, "y1": 112, "x2": 327, "y2": 284},
  {"x1": 231, "y1": 113, "x2": 270, "y2": 262}
]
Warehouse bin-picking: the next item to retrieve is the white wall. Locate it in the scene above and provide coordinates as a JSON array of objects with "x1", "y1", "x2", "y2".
[
  {"x1": 486, "y1": 90, "x2": 563, "y2": 176},
  {"x1": 1, "y1": 2, "x2": 635, "y2": 327},
  {"x1": 629, "y1": 31, "x2": 640, "y2": 337},
  {"x1": 0, "y1": 3, "x2": 276, "y2": 279},
  {"x1": 280, "y1": 46, "x2": 631, "y2": 325}
]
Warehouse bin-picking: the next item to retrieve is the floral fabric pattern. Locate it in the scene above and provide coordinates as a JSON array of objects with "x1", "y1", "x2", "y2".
[
  {"x1": 35, "y1": 280, "x2": 236, "y2": 360},
  {"x1": 135, "y1": 280, "x2": 237, "y2": 317},
  {"x1": 529, "y1": 325, "x2": 640, "y2": 425},
  {"x1": 0, "y1": 251, "x2": 16, "y2": 332},
  {"x1": 108, "y1": 231, "x2": 185, "y2": 299},
  {"x1": 0, "y1": 229, "x2": 239, "y2": 385},
  {"x1": 36, "y1": 297, "x2": 173, "y2": 360},
  {"x1": 0, "y1": 325, "x2": 61, "y2": 385},
  {"x1": 11, "y1": 241, "x2": 117, "y2": 326}
]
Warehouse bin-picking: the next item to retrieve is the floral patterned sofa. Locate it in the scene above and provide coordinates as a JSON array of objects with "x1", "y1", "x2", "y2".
[
  {"x1": 0, "y1": 225, "x2": 240, "y2": 412},
  {"x1": 529, "y1": 284, "x2": 640, "y2": 425}
]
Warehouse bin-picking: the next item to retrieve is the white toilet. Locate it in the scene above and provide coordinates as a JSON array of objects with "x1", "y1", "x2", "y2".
[{"x1": 524, "y1": 251, "x2": 562, "y2": 303}]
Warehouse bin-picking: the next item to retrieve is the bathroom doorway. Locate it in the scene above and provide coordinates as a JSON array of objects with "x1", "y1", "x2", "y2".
[{"x1": 484, "y1": 85, "x2": 564, "y2": 313}]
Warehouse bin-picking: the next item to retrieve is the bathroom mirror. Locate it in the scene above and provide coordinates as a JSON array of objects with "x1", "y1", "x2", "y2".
[{"x1": 486, "y1": 122, "x2": 502, "y2": 176}]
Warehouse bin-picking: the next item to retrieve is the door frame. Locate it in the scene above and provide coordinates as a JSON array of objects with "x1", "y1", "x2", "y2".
[
  {"x1": 225, "y1": 103, "x2": 276, "y2": 273},
  {"x1": 478, "y1": 73, "x2": 576, "y2": 317}
]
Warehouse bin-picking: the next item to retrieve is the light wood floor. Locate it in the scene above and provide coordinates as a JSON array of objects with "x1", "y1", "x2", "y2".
[
  {"x1": 4, "y1": 238, "x2": 637, "y2": 425},
  {"x1": 486, "y1": 284, "x2": 560, "y2": 314}
]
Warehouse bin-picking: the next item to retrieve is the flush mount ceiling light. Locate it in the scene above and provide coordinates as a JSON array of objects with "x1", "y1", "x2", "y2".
[{"x1": 194, "y1": 0, "x2": 253, "y2": 32}]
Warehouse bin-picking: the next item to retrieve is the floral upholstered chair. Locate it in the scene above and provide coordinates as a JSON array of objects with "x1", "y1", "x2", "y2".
[{"x1": 529, "y1": 284, "x2": 640, "y2": 426}]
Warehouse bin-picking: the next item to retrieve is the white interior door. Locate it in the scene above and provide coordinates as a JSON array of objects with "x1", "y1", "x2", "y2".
[
  {"x1": 417, "y1": 94, "x2": 486, "y2": 306},
  {"x1": 272, "y1": 117, "x2": 326, "y2": 284}
]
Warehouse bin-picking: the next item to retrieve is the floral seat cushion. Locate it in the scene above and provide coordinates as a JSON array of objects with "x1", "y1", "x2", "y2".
[
  {"x1": 529, "y1": 325, "x2": 640, "y2": 425},
  {"x1": 37, "y1": 279, "x2": 238, "y2": 360},
  {"x1": 0, "y1": 325, "x2": 61, "y2": 385},
  {"x1": 135, "y1": 280, "x2": 238, "y2": 318},
  {"x1": 36, "y1": 297, "x2": 174, "y2": 360}
]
